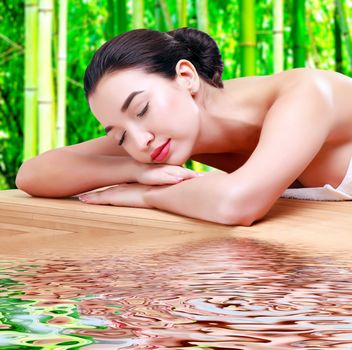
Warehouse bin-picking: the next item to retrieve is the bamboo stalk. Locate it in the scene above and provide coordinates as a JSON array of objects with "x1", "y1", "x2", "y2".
[
  {"x1": 117, "y1": 0, "x2": 127, "y2": 34},
  {"x1": 155, "y1": 0, "x2": 166, "y2": 31},
  {"x1": 132, "y1": 0, "x2": 144, "y2": 28},
  {"x1": 334, "y1": 2, "x2": 343, "y2": 73},
  {"x1": 107, "y1": 0, "x2": 127, "y2": 37},
  {"x1": 51, "y1": 0, "x2": 57, "y2": 148},
  {"x1": 177, "y1": 0, "x2": 187, "y2": 28},
  {"x1": 24, "y1": 0, "x2": 38, "y2": 160},
  {"x1": 107, "y1": 0, "x2": 118, "y2": 37},
  {"x1": 196, "y1": 0, "x2": 209, "y2": 32},
  {"x1": 273, "y1": 0, "x2": 283, "y2": 73},
  {"x1": 56, "y1": 0, "x2": 67, "y2": 148},
  {"x1": 38, "y1": 0, "x2": 54, "y2": 153},
  {"x1": 305, "y1": 9, "x2": 317, "y2": 69},
  {"x1": 335, "y1": 0, "x2": 352, "y2": 73},
  {"x1": 292, "y1": 0, "x2": 306, "y2": 68},
  {"x1": 159, "y1": 0, "x2": 174, "y2": 30},
  {"x1": 239, "y1": 0, "x2": 256, "y2": 76}
]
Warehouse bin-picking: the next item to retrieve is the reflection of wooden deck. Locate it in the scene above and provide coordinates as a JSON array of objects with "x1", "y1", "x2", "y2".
[{"x1": 0, "y1": 189, "x2": 351, "y2": 259}]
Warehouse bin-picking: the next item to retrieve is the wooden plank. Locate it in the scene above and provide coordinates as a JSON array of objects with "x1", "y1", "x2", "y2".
[
  {"x1": 0, "y1": 189, "x2": 226, "y2": 232},
  {"x1": 0, "y1": 189, "x2": 351, "y2": 259}
]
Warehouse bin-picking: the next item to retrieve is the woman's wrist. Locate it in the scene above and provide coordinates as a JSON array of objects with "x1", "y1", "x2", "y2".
[{"x1": 128, "y1": 158, "x2": 146, "y2": 183}]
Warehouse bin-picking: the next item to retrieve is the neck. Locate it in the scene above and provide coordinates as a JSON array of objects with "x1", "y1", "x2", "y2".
[{"x1": 191, "y1": 78, "x2": 259, "y2": 155}]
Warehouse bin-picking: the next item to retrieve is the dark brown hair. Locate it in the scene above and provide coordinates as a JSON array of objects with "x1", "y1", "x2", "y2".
[{"x1": 83, "y1": 27, "x2": 224, "y2": 98}]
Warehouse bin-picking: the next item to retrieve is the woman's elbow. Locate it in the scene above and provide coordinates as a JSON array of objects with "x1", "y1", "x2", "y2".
[
  {"x1": 15, "y1": 161, "x2": 46, "y2": 197},
  {"x1": 15, "y1": 162, "x2": 29, "y2": 188},
  {"x1": 217, "y1": 191, "x2": 257, "y2": 226},
  {"x1": 219, "y1": 210, "x2": 256, "y2": 226}
]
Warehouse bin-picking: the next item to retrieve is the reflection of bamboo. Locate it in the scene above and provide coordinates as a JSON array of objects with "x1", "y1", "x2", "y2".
[
  {"x1": 56, "y1": 0, "x2": 67, "y2": 148},
  {"x1": 335, "y1": 0, "x2": 352, "y2": 72},
  {"x1": 292, "y1": 0, "x2": 306, "y2": 68},
  {"x1": 132, "y1": 0, "x2": 144, "y2": 29},
  {"x1": 273, "y1": 0, "x2": 283, "y2": 73},
  {"x1": 38, "y1": 0, "x2": 54, "y2": 153},
  {"x1": 177, "y1": 0, "x2": 187, "y2": 28},
  {"x1": 24, "y1": 0, "x2": 38, "y2": 160},
  {"x1": 159, "y1": 0, "x2": 174, "y2": 30},
  {"x1": 334, "y1": 3, "x2": 343, "y2": 73},
  {"x1": 239, "y1": 0, "x2": 256, "y2": 76}
]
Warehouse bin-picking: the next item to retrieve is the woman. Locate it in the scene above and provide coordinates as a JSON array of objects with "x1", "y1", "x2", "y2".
[{"x1": 16, "y1": 27, "x2": 352, "y2": 226}]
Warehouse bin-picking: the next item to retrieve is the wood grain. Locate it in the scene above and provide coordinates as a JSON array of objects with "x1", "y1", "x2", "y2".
[{"x1": 0, "y1": 189, "x2": 351, "y2": 259}]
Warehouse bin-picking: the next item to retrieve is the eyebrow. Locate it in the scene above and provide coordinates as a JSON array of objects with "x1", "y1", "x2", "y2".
[{"x1": 104, "y1": 90, "x2": 145, "y2": 134}]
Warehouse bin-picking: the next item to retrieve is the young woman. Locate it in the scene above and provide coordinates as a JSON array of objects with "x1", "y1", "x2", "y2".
[{"x1": 16, "y1": 27, "x2": 352, "y2": 226}]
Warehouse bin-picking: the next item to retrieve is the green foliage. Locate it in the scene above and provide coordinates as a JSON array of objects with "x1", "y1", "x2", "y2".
[
  {"x1": 0, "y1": 0, "x2": 24, "y2": 189},
  {"x1": 64, "y1": 0, "x2": 108, "y2": 148}
]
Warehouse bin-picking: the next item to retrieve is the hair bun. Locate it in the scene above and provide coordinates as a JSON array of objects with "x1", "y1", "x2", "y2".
[{"x1": 167, "y1": 27, "x2": 224, "y2": 88}]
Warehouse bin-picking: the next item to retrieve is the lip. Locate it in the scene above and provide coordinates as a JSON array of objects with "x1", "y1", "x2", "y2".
[{"x1": 151, "y1": 139, "x2": 171, "y2": 161}]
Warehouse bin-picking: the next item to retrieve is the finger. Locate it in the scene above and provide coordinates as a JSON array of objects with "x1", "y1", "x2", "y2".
[
  {"x1": 182, "y1": 169, "x2": 203, "y2": 179},
  {"x1": 159, "y1": 175, "x2": 184, "y2": 184},
  {"x1": 79, "y1": 190, "x2": 109, "y2": 205}
]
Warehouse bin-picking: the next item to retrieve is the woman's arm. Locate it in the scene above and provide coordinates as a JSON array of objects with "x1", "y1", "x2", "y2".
[
  {"x1": 143, "y1": 170, "x2": 250, "y2": 225},
  {"x1": 224, "y1": 76, "x2": 334, "y2": 223},
  {"x1": 16, "y1": 136, "x2": 141, "y2": 198},
  {"x1": 75, "y1": 75, "x2": 334, "y2": 226},
  {"x1": 143, "y1": 78, "x2": 334, "y2": 225}
]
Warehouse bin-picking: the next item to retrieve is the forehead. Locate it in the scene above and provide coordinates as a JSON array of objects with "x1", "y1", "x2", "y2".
[{"x1": 88, "y1": 69, "x2": 165, "y2": 117}]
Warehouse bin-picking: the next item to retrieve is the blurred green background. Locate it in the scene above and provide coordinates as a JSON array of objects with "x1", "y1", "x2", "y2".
[{"x1": 0, "y1": 0, "x2": 351, "y2": 190}]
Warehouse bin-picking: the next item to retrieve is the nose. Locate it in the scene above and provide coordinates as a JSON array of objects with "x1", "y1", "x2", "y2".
[{"x1": 128, "y1": 126, "x2": 154, "y2": 152}]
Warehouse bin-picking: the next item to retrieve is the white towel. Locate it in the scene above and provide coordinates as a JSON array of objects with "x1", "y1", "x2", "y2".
[{"x1": 280, "y1": 156, "x2": 352, "y2": 201}]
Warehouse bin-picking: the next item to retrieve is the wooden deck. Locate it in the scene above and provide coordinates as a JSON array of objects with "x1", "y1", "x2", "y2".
[{"x1": 0, "y1": 189, "x2": 351, "y2": 259}]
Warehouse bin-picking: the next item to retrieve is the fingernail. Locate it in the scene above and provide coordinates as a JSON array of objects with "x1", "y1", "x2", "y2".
[
  {"x1": 196, "y1": 173, "x2": 204, "y2": 176},
  {"x1": 177, "y1": 177, "x2": 184, "y2": 181},
  {"x1": 79, "y1": 196, "x2": 88, "y2": 202}
]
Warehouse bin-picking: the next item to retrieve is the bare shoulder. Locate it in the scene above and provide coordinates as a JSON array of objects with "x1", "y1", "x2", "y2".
[
  {"x1": 65, "y1": 135, "x2": 129, "y2": 157},
  {"x1": 273, "y1": 68, "x2": 352, "y2": 140},
  {"x1": 272, "y1": 67, "x2": 352, "y2": 93},
  {"x1": 271, "y1": 68, "x2": 326, "y2": 94}
]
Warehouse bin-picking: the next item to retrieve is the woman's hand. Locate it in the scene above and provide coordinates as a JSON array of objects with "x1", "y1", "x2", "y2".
[
  {"x1": 78, "y1": 163, "x2": 205, "y2": 208},
  {"x1": 78, "y1": 183, "x2": 156, "y2": 208},
  {"x1": 135, "y1": 163, "x2": 203, "y2": 185}
]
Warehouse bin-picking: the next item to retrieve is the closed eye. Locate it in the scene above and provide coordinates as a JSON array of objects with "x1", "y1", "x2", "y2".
[
  {"x1": 137, "y1": 102, "x2": 149, "y2": 117},
  {"x1": 119, "y1": 102, "x2": 149, "y2": 145}
]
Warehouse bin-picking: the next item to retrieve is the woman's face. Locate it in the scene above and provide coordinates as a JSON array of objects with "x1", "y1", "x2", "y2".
[{"x1": 88, "y1": 60, "x2": 201, "y2": 165}]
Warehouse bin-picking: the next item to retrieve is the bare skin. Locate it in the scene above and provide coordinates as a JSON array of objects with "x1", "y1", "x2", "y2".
[
  {"x1": 192, "y1": 69, "x2": 352, "y2": 189},
  {"x1": 88, "y1": 62, "x2": 352, "y2": 189},
  {"x1": 16, "y1": 60, "x2": 352, "y2": 225}
]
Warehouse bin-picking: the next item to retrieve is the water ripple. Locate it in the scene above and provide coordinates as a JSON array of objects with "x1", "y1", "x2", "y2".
[{"x1": 0, "y1": 238, "x2": 352, "y2": 349}]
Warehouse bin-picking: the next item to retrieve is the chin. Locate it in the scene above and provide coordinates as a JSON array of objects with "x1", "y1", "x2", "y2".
[{"x1": 165, "y1": 156, "x2": 183, "y2": 166}]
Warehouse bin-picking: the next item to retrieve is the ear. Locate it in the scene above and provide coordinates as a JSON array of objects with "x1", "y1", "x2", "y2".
[{"x1": 175, "y1": 59, "x2": 200, "y2": 95}]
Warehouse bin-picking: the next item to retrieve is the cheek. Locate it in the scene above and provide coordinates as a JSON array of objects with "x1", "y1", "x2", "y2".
[{"x1": 157, "y1": 88, "x2": 199, "y2": 136}]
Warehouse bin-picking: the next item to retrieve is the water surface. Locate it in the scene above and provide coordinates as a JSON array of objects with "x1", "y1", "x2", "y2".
[{"x1": 1, "y1": 237, "x2": 352, "y2": 349}]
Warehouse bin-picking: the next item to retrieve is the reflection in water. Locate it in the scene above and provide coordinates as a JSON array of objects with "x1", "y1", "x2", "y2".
[{"x1": 1, "y1": 237, "x2": 352, "y2": 349}]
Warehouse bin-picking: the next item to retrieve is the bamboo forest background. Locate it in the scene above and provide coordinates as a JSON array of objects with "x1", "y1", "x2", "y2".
[{"x1": 1, "y1": 0, "x2": 352, "y2": 190}]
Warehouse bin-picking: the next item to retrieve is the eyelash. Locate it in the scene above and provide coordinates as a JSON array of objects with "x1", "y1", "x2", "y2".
[{"x1": 119, "y1": 102, "x2": 149, "y2": 146}]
